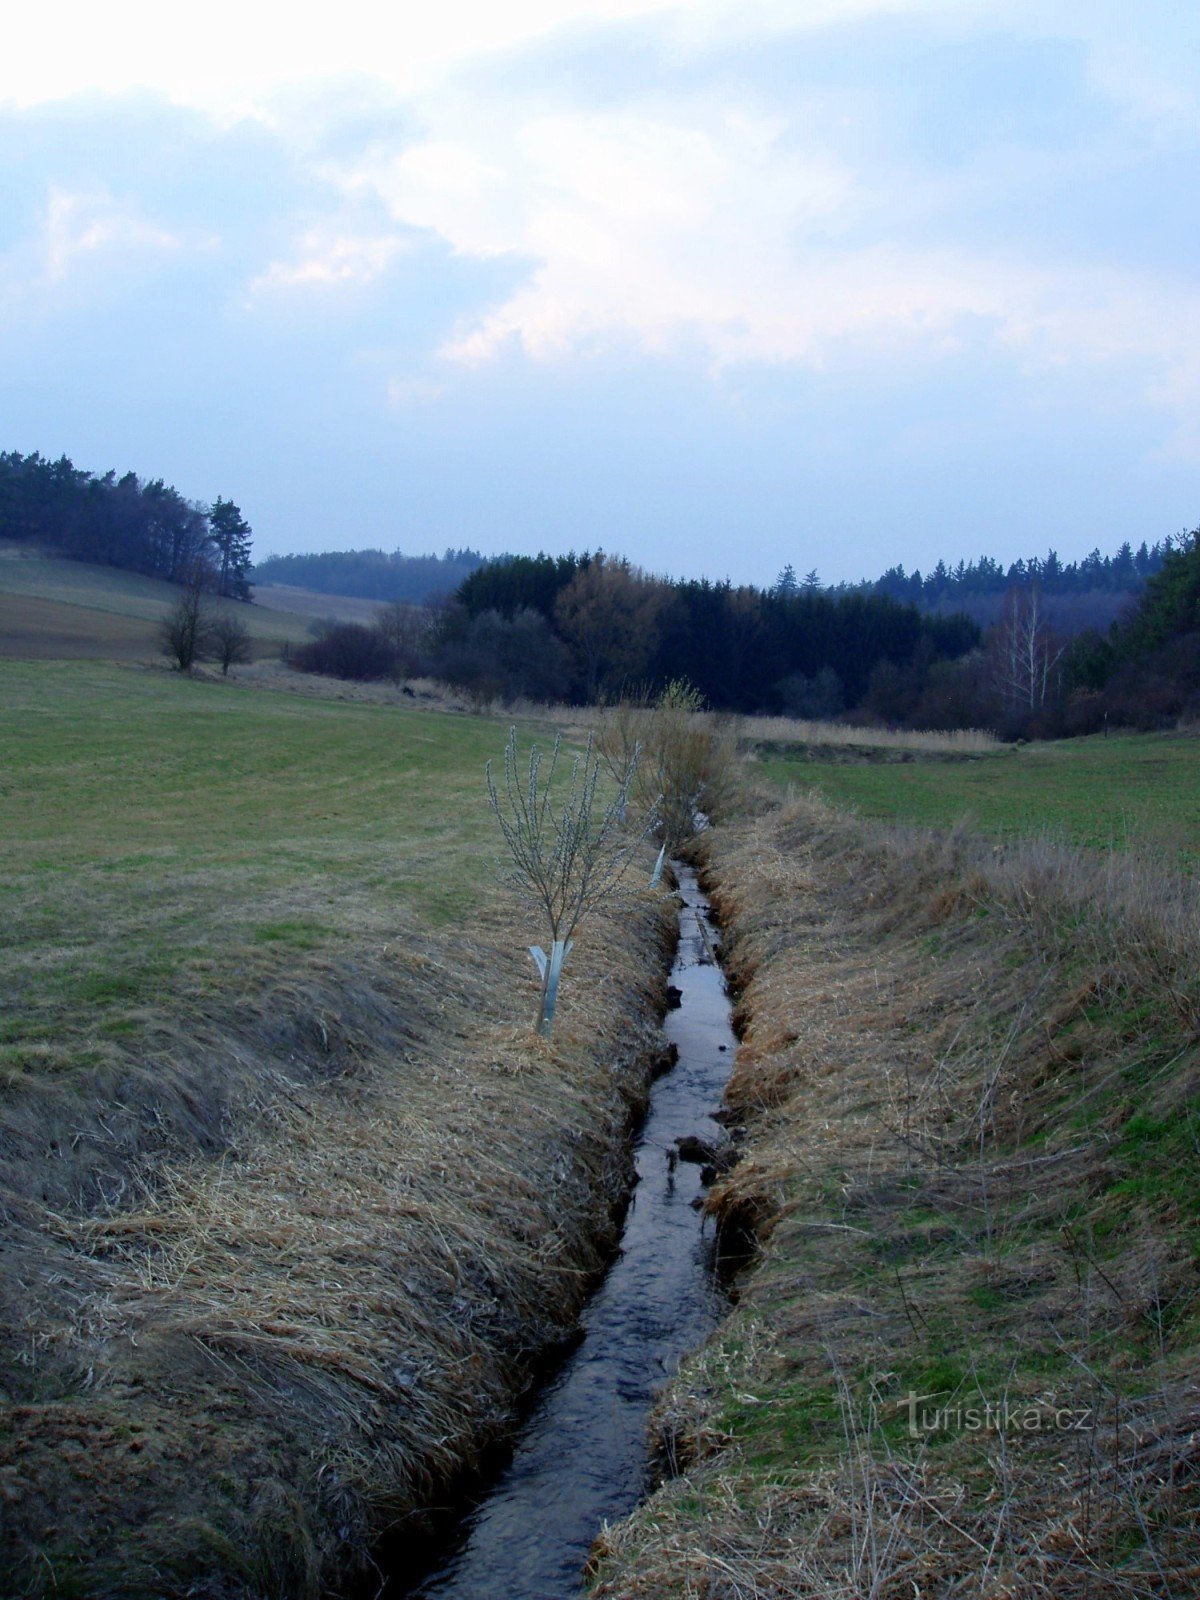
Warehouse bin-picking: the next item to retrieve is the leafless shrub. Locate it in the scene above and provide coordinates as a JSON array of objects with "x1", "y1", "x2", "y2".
[
  {"x1": 158, "y1": 563, "x2": 216, "y2": 672},
  {"x1": 486, "y1": 726, "x2": 648, "y2": 1033},
  {"x1": 209, "y1": 611, "x2": 253, "y2": 675},
  {"x1": 597, "y1": 679, "x2": 744, "y2": 850}
]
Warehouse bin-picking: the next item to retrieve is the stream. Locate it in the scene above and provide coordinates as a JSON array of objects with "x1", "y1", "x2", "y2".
[{"x1": 390, "y1": 865, "x2": 738, "y2": 1600}]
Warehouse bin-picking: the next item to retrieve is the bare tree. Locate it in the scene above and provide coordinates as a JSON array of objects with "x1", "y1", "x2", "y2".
[
  {"x1": 159, "y1": 564, "x2": 215, "y2": 672},
  {"x1": 486, "y1": 727, "x2": 646, "y2": 1035},
  {"x1": 375, "y1": 598, "x2": 432, "y2": 685},
  {"x1": 210, "y1": 612, "x2": 252, "y2": 676},
  {"x1": 991, "y1": 583, "x2": 1064, "y2": 717}
]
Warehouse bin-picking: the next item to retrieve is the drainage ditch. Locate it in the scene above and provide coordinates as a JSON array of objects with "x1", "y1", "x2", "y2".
[{"x1": 388, "y1": 864, "x2": 739, "y2": 1600}]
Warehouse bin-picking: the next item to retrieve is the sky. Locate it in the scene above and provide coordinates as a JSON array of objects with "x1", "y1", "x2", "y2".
[{"x1": 2, "y1": 1, "x2": 1198, "y2": 586}]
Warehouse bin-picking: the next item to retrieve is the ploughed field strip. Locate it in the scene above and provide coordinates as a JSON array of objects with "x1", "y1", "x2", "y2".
[
  {"x1": 0, "y1": 660, "x2": 675, "y2": 1596},
  {"x1": 592, "y1": 799, "x2": 1200, "y2": 1598}
]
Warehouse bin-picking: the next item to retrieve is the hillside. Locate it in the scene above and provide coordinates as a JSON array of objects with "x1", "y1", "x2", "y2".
[{"x1": 0, "y1": 543, "x2": 371, "y2": 661}]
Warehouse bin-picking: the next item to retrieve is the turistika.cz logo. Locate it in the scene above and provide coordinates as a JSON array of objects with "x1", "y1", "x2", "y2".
[{"x1": 905, "y1": 1394, "x2": 1094, "y2": 1438}]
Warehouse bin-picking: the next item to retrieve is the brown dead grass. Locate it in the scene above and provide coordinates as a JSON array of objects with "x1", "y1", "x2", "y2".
[
  {"x1": 736, "y1": 714, "x2": 999, "y2": 756},
  {"x1": 591, "y1": 799, "x2": 1200, "y2": 1598},
  {"x1": 0, "y1": 890, "x2": 676, "y2": 1598}
]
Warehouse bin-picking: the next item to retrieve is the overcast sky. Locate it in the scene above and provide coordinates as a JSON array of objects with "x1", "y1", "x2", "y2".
[{"x1": 2, "y1": 1, "x2": 1198, "y2": 585}]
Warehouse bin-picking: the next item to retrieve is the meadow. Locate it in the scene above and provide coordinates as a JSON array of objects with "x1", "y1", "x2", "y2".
[
  {"x1": 0, "y1": 541, "x2": 362, "y2": 660},
  {"x1": 7, "y1": 552, "x2": 1200, "y2": 1596},
  {"x1": 757, "y1": 728, "x2": 1200, "y2": 855}
]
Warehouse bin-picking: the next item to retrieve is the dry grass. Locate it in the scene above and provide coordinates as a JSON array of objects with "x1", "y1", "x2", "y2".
[
  {"x1": 590, "y1": 797, "x2": 1200, "y2": 1598},
  {"x1": 227, "y1": 657, "x2": 481, "y2": 711},
  {"x1": 737, "y1": 715, "x2": 999, "y2": 755},
  {"x1": 1, "y1": 893, "x2": 677, "y2": 1597}
]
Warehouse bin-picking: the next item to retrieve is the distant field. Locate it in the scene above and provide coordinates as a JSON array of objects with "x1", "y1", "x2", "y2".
[
  {"x1": 0, "y1": 659, "x2": 540, "y2": 1078},
  {"x1": 0, "y1": 543, "x2": 338, "y2": 660},
  {"x1": 760, "y1": 730, "x2": 1200, "y2": 854},
  {"x1": 252, "y1": 582, "x2": 386, "y2": 625}
]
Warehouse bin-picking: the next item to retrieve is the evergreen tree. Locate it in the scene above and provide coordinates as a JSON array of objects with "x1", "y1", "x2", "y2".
[{"x1": 208, "y1": 498, "x2": 254, "y2": 599}]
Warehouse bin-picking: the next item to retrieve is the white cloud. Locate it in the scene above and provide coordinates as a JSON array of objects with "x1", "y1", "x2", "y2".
[
  {"x1": 0, "y1": 0, "x2": 984, "y2": 114},
  {"x1": 337, "y1": 91, "x2": 1200, "y2": 452},
  {"x1": 250, "y1": 228, "x2": 410, "y2": 291},
  {"x1": 42, "y1": 187, "x2": 183, "y2": 282}
]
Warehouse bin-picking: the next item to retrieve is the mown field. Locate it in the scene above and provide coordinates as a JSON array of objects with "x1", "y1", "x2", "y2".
[
  {"x1": 759, "y1": 730, "x2": 1200, "y2": 855},
  {"x1": 1, "y1": 658, "x2": 517, "y2": 1081},
  {"x1": 0, "y1": 543, "x2": 356, "y2": 661}
]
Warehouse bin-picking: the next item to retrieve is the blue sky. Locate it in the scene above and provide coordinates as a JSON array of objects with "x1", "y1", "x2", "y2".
[{"x1": 1, "y1": 0, "x2": 1198, "y2": 585}]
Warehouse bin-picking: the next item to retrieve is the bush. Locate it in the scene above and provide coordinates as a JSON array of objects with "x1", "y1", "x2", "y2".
[
  {"x1": 597, "y1": 679, "x2": 742, "y2": 850},
  {"x1": 290, "y1": 623, "x2": 396, "y2": 680}
]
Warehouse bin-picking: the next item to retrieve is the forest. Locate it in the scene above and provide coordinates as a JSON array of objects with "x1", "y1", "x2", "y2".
[
  {"x1": 0, "y1": 450, "x2": 252, "y2": 599},
  {"x1": 252, "y1": 546, "x2": 485, "y2": 602}
]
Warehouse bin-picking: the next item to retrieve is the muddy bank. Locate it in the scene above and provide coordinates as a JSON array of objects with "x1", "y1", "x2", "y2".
[
  {"x1": 592, "y1": 801, "x2": 1200, "y2": 1597},
  {"x1": 0, "y1": 895, "x2": 676, "y2": 1598}
]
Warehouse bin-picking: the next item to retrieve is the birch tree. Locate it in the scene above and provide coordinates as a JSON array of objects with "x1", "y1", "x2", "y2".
[{"x1": 992, "y1": 583, "x2": 1064, "y2": 716}]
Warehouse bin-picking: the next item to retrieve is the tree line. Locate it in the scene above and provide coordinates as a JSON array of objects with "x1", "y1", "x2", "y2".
[
  {"x1": 291, "y1": 551, "x2": 978, "y2": 714},
  {"x1": 0, "y1": 449, "x2": 253, "y2": 598},
  {"x1": 822, "y1": 540, "x2": 1170, "y2": 606},
  {"x1": 779, "y1": 541, "x2": 1173, "y2": 637},
  {"x1": 289, "y1": 531, "x2": 1199, "y2": 738},
  {"x1": 252, "y1": 547, "x2": 484, "y2": 603}
]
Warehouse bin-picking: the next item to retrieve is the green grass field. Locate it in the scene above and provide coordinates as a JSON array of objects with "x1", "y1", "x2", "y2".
[
  {"x1": 759, "y1": 731, "x2": 1200, "y2": 855},
  {"x1": 0, "y1": 659, "x2": 542, "y2": 1077},
  {"x1": 0, "y1": 542, "x2": 326, "y2": 660}
]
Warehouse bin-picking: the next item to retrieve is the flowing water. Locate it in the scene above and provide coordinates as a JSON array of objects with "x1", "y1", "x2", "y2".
[{"x1": 391, "y1": 865, "x2": 737, "y2": 1600}]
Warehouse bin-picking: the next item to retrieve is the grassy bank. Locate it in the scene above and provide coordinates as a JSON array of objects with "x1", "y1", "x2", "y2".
[
  {"x1": 0, "y1": 660, "x2": 676, "y2": 1596},
  {"x1": 591, "y1": 798, "x2": 1200, "y2": 1597},
  {"x1": 758, "y1": 729, "x2": 1200, "y2": 856}
]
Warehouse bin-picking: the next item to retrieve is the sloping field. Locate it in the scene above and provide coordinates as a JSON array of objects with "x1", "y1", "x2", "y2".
[
  {"x1": 251, "y1": 582, "x2": 387, "y2": 625},
  {"x1": 0, "y1": 544, "x2": 348, "y2": 660},
  {"x1": 594, "y1": 800, "x2": 1200, "y2": 1597},
  {"x1": 0, "y1": 660, "x2": 673, "y2": 1596},
  {"x1": 760, "y1": 729, "x2": 1200, "y2": 856}
]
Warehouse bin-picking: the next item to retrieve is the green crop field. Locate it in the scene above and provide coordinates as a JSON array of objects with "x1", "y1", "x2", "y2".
[
  {"x1": 0, "y1": 659, "x2": 543, "y2": 1079},
  {"x1": 758, "y1": 731, "x2": 1200, "y2": 856}
]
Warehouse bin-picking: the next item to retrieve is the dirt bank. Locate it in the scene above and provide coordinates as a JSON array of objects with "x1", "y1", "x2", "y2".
[
  {"x1": 1, "y1": 894, "x2": 676, "y2": 1598},
  {"x1": 591, "y1": 799, "x2": 1200, "y2": 1598}
]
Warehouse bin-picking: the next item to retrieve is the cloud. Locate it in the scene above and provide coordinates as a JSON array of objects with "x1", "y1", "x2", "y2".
[
  {"x1": 41, "y1": 187, "x2": 184, "y2": 283},
  {"x1": 329, "y1": 82, "x2": 1200, "y2": 456},
  {"x1": 250, "y1": 228, "x2": 411, "y2": 291},
  {"x1": 0, "y1": 1, "x2": 1196, "y2": 576}
]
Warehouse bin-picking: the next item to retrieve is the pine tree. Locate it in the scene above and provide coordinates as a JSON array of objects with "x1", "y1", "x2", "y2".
[{"x1": 208, "y1": 498, "x2": 254, "y2": 599}]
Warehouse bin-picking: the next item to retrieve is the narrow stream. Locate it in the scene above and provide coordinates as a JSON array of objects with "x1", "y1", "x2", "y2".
[{"x1": 392, "y1": 865, "x2": 737, "y2": 1600}]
